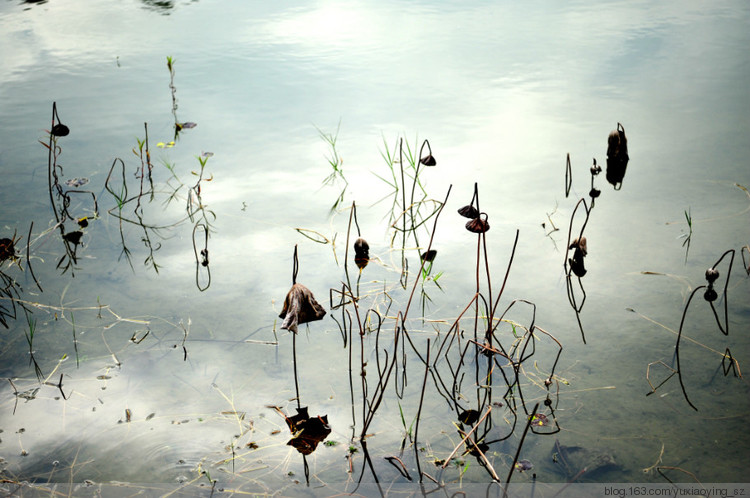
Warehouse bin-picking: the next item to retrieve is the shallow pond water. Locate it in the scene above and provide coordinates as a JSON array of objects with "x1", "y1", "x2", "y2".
[{"x1": 1, "y1": 0, "x2": 749, "y2": 495}]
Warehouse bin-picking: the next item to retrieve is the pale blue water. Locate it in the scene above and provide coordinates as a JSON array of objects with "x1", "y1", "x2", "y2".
[{"x1": 1, "y1": 0, "x2": 749, "y2": 493}]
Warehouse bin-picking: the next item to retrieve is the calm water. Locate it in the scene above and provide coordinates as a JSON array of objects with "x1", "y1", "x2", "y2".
[{"x1": 1, "y1": 0, "x2": 749, "y2": 494}]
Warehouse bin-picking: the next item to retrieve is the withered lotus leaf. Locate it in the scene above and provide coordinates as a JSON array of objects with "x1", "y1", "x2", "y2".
[
  {"x1": 284, "y1": 407, "x2": 331, "y2": 455},
  {"x1": 279, "y1": 283, "x2": 326, "y2": 333},
  {"x1": 0, "y1": 238, "x2": 16, "y2": 262},
  {"x1": 458, "y1": 205, "x2": 479, "y2": 219},
  {"x1": 63, "y1": 231, "x2": 83, "y2": 245},
  {"x1": 465, "y1": 217, "x2": 489, "y2": 234},
  {"x1": 568, "y1": 256, "x2": 587, "y2": 278}
]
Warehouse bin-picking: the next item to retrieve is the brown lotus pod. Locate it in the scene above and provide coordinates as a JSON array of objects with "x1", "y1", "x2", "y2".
[
  {"x1": 458, "y1": 205, "x2": 480, "y2": 219},
  {"x1": 569, "y1": 237, "x2": 587, "y2": 257},
  {"x1": 704, "y1": 287, "x2": 718, "y2": 302},
  {"x1": 420, "y1": 249, "x2": 437, "y2": 262},
  {"x1": 354, "y1": 257, "x2": 369, "y2": 270},
  {"x1": 279, "y1": 283, "x2": 327, "y2": 333},
  {"x1": 353, "y1": 237, "x2": 369, "y2": 258},
  {"x1": 590, "y1": 160, "x2": 602, "y2": 175},
  {"x1": 466, "y1": 216, "x2": 489, "y2": 234},
  {"x1": 51, "y1": 124, "x2": 70, "y2": 137},
  {"x1": 419, "y1": 154, "x2": 436, "y2": 166},
  {"x1": 705, "y1": 267, "x2": 720, "y2": 284},
  {"x1": 353, "y1": 237, "x2": 369, "y2": 270},
  {"x1": 607, "y1": 123, "x2": 628, "y2": 161}
]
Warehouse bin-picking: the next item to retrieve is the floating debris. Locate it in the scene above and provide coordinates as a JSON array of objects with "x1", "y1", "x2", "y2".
[
  {"x1": 515, "y1": 459, "x2": 533, "y2": 472},
  {"x1": 65, "y1": 177, "x2": 89, "y2": 188},
  {"x1": 279, "y1": 283, "x2": 326, "y2": 333},
  {"x1": 530, "y1": 413, "x2": 549, "y2": 426},
  {"x1": 176, "y1": 122, "x2": 197, "y2": 131},
  {"x1": 553, "y1": 439, "x2": 619, "y2": 479}
]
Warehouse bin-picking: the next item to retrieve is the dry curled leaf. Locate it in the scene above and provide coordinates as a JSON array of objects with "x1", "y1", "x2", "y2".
[{"x1": 279, "y1": 283, "x2": 326, "y2": 333}]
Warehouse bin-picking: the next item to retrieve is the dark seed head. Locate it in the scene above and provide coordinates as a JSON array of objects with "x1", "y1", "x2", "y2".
[
  {"x1": 458, "y1": 205, "x2": 480, "y2": 219},
  {"x1": 704, "y1": 287, "x2": 718, "y2": 302},
  {"x1": 420, "y1": 249, "x2": 437, "y2": 262},
  {"x1": 705, "y1": 268, "x2": 720, "y2": 284},
  {"x1": 353, "y1": 237, "x2": 369, "y2": 256},
  {"x1": 354, "y1": 256, "x2": 369, "y2": 270},
  {"x1": 353, "y1": 238, "x2": 369, "y2": 269},
  {"x1": 419, "y1": 154, "x2": 436, "y2": 166},
  {"x1": 589, "y1": 188, "x2": 601, "y2": 198},
  {"x1": 465, "y1": 216, "x2": 489, "y2": 234},
  {"x1": 51, "y1": 124, "x2": 70, "y2": 137}
]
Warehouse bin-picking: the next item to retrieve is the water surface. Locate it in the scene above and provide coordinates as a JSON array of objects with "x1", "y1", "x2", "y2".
[{"x1": 1, "y1": 0, "x2": 749, "y2": 494}]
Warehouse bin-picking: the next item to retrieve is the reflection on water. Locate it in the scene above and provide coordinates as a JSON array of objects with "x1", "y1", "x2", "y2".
[{"x1": 1, "y1": 0, "x2": 749, "y2": 494}]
